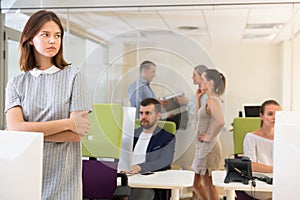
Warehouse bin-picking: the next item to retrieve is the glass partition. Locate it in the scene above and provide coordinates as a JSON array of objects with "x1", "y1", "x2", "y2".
[
  {"x1": 1, "y1": 2, "x2": 299, "y2": 162},
  {"x1": 291, "y1": 4, "x2": 300, "y2": 111}
]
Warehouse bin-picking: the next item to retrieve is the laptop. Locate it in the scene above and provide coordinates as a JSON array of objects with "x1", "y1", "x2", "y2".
[{"x1": 159, "y1": 92, "x2": 185, "y2": 119}]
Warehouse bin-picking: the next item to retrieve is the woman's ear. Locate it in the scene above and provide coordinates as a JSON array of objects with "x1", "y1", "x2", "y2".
[
  {"x1": 260, "y1": 112, "x2": 264, "y2": 121},
  {"x1": 29, "y1": 40, "x2": 33, "y2": 45},
  {"x1": 207, "y1": 79, "x2": 214, "y2": 89}
]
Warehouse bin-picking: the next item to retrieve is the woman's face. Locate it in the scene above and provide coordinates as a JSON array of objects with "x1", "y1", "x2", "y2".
[
  {"x1": 261, "y1": 104, "x2": 281, "y2": 128},
  {"x1": 31, "y1": 20, "x2": 61, "y2": 64},
  {"x1": 200, "y1": 72, "x2": 209, "y2": 93},
  {"x1": 192, "y1": 69, "x2": 202, "y2": 85}
]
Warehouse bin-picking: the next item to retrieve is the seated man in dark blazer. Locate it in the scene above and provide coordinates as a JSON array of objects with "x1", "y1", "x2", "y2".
[{"x1": 127, "y1": 98, "x2": 176, "y2": 200}]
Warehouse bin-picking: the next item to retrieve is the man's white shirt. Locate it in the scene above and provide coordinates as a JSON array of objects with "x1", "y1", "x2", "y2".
[{"x1": 131, "y1": 131, "x2": 153, "y2": 165}]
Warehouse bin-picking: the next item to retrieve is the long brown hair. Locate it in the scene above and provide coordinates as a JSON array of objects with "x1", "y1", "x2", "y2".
[
  {"x1": 204, "y1": 69, "x2": 226, "y2": 95},
  {"x1": 19, "y1": 10, "x2": 70, "y2": 71}
]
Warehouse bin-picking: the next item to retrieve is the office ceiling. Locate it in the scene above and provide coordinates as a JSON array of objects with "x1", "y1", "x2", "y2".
[{"x1": 3, "y1": 0, "x2": 300, "y2": 45}]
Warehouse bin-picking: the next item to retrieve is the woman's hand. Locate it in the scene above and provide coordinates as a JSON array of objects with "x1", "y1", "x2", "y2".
[
  {"x1": 198, "y1": 133, "x2": 209, "y2": 142},
  {"x1": 70, "y1": 111, "x2": 90, "y2": 136},
  {"x1": 195, "y1": 88, "x2": 205, "y2": 100}
]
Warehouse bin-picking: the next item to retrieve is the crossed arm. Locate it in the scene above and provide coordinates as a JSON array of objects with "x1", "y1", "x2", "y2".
[{"x1": 5, "y1": 106, "x2": 90, "y2": 142}]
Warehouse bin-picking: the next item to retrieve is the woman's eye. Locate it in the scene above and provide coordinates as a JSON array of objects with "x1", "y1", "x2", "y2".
[
  {"x1": 41, "y1": 33, "x2": 48, "y2": 37},
  {"x1": 55, "y1": 34, "x2": 61, "y2": 39},
  {"x1": 267, "y1": 112, "x2": 274, "y2": 116}
]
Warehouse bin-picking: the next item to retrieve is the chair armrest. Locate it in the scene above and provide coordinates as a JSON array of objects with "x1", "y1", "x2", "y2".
[
  {"x1": 114, "y1": 173, "x2": 131, "y2": 198},
  {"x1": 117, "y1": 173, "x2": 128, "y2": 186},
  {"x1": 113, "y1": 185, "x2": 131, "y2": 198}
]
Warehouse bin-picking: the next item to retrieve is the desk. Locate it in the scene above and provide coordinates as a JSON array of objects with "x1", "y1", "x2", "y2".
[
  {"x1": 212, "y1": 170, "x2": 273, "y2": 200},
  {"x1": 119, "y1": 170, "x2": 194, "y2": 200}
]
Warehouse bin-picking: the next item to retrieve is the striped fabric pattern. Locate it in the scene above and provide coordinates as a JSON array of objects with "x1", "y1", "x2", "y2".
[{"x1": 5, "y1": 66, "x2": 92, "y2": 200}]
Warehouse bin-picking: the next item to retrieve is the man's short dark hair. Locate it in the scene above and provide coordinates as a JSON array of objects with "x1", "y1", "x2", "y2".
[
  {"x1": 140, "y1": 98, "x2": 162, "y2": 113},
  {"x1": 139, "y1": 60, "x2": 156, "y2": 73}
]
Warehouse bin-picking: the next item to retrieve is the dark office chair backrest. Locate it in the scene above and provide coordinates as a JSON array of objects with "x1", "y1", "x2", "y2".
[{"x1": 82, "y1": 160, "x2": 118, "y2": 199}]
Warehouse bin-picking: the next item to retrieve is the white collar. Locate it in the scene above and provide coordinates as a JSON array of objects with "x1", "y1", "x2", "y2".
[{"x1": 29, "y1": 65, "x2": 60, "y2": 77}]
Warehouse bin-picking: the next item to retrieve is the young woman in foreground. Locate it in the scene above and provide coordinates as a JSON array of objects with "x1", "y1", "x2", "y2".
[{"x1": 5, "y1": 10, "x2": 91, "y2": 199}]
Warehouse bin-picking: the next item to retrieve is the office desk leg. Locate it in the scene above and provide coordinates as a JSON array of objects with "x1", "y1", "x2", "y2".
[
  {"x1": 225, "y1": 189, "x2": 235, "y2": 200},
  {"x1": 171, "y1": 188, "x2": 180, "y2": 200}
]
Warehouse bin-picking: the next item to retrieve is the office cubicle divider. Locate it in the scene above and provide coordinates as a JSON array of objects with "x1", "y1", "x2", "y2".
[
  {"x1": 273, "y1": 111, "x2": 300, "y2": 199},
  {"x1": 0, "y1": 131, "x2": 43, "y2": 200}
]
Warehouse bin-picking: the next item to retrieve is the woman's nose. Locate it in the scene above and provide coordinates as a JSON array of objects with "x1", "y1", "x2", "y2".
[{"x1": 49, "y1": 37, "x2": 55, "y2": 44}]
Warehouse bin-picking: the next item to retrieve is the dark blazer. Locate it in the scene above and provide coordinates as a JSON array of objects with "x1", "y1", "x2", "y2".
[{"x1": 133, "y1": 126, "x2": 175, "y2": 173}]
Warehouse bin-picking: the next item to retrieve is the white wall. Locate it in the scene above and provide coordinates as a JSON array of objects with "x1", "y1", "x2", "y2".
[{"x1": 210, "y1": 44, "x2": 281, "y2": 127}]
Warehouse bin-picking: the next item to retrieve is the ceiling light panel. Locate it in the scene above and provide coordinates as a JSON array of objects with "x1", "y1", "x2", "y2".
[
  {"x1": 158, "y1": 10, "x2": 207, "y2": 31},
  {"x1": 248, "y1": 5, "x2": 293, "y2": 24},
  {"x1": 115, "y1": 11, "x2": 168, "y2": 29},
  {"x1": 204, "y1": 9, "x2": 248, "y2": 43},
  {"x1": 69, "y1": 12, "x2": 132, "y2": 40},
  {"x1": 246, "y1": 23, "x2": 284, "y2": 30}
]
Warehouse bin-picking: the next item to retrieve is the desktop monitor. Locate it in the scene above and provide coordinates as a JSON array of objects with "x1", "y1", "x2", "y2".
[
  {"x1": 243, "y1": 105, "x2": 261, "y2": 117},
  {"x1": 0, "y1": 131, "x2": 43, "y2": 200}
]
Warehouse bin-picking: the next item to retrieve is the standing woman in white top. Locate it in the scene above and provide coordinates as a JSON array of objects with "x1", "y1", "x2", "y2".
[
  {"x1": 5, "y1": 10, "x2": 91, "y2": 200},
  {"x1": 192, "y1": 69, "x2": 226, "y2": 200}
]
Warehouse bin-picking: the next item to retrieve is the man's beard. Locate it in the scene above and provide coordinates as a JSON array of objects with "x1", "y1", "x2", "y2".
[{"x1": 140, "y1": 119, "x2": 156, "y2": 130}]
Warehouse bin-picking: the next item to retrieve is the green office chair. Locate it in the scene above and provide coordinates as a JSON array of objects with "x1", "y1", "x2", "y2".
[
  {"x1": 82, "y1": 104, "x2": 130, "y2": 200},
  {"x1": 232, "y1": 117, "x2": 261, "y2": 156},
  {"x1": 233, "y1": 118, "x2": 262, "y2": 200},
  {"x1": 82, "y1": 104, "x2": 123, "y2": 158},
  {"x1": 135, "y1": 119, "x2": 177, "y2": 135}
]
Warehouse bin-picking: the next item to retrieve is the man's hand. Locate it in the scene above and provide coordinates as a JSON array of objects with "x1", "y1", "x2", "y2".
[
  {"x1": 129, "y1": 164, "x2": 142, "y2": 174},
  {"x1": 158, "y1": 99, "x2": 169, "y2": 107},
  {"x1": 174, "y1": 96, "x2": 188, "y2": 105}
]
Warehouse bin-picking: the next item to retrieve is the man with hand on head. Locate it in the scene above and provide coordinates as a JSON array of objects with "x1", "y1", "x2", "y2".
[{"x1": 126, "y1": 98, "x2": 176, "y2": 200}]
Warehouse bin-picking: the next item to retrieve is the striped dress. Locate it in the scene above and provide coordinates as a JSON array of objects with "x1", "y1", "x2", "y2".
[{"x1": 5, "y1": 65, "x2": 91, "y2": 200}]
